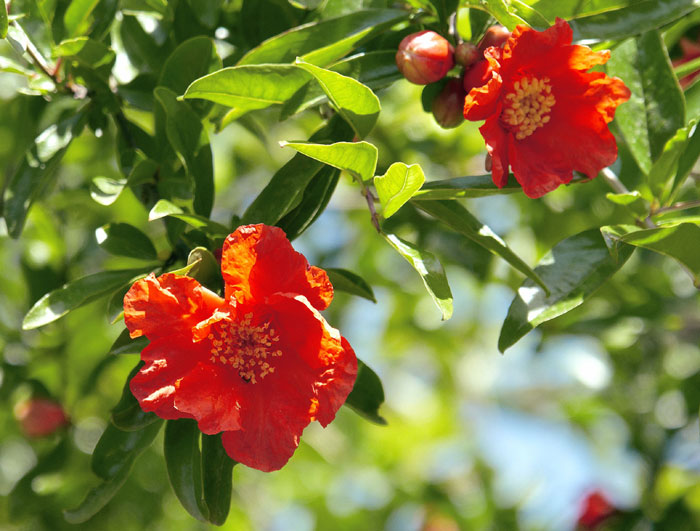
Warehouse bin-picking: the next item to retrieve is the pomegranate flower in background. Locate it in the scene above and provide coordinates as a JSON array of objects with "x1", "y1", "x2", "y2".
[
  {"x1": 577, "y1": 490, "x2": 615, "y2": 528},
  {"x1": 123, "y1": 224, "x2": 357, "y2": 472},
  {"x1": 15, "y1": 398, "x2": 69, "y2": 438},
  {"x1": 672, "y1": 36, "x2": 700, "y2": 88},
  {"x1": 464, "y1": 18, "x2": 630, "y2": 198}
]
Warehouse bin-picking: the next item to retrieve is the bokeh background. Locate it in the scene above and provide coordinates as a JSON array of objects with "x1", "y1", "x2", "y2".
[{"x1": 2, "y1": 1, "x2": 700, "y2": 530}]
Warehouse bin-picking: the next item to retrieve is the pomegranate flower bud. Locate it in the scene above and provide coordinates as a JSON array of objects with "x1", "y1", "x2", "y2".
[
  {"x1": 455, "y1": 41, "x2": 480, "y2": 68},
  {"x1": 396, "y1": 30, "x2": 454, "y2": 85},
  {"x1": 463, "y1": 59, "x2": 492, "y2": 93},
  {"x1": 15, "y1": 398, "x2": 69, "y2": 438},
  {"x1": 478, "y1": 25, "x2": 511, "y2": 53},
  {"x1": 432, "y1": 79, "x2": 466, "y2": 129}
]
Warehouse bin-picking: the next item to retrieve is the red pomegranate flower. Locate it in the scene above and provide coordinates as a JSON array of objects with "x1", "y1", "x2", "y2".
[
  {"x1": 15, "y1": 398, "x2": 69, "y2": 438},
  {"x1": 123, "y1": 224, "x2": 357, "y2": 472},
  {"x1": 463, "y1": 18, "x2": 630, "y2": 198}
]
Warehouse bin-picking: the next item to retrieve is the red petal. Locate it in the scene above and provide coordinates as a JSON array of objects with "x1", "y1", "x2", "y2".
[
  {"x1": 124, "y1": 273, "x2": 224, "y2": 340},
  {"x1": 315, "y1": 337, "x2": 358, "y2": 427},
  {"x1": 479, "y1": 116, "x2": 510, "y2": 187},
  {"x1": 464, "y1": 48, "x2": 503, "y2": 121},
  {"x1": 502, "y1": 18, "x2": 572, "y2": 76},
  {"x1": 174, "y1": 362, "x2": 242, "y2": 434},
  {"x1": 130, "y1": 335, "x2": 203, "y2": 420},
  {"x1": 221, "y1": 224, "x2": 333, "y2": 311}
]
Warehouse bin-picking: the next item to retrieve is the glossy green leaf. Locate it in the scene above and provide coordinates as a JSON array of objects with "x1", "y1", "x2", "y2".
[
  {"x1": 384, "y1": 233, "x2": 453, "y2": 320},
  {"x1": 280, "y1": 140, "x2": 378, "y2": 182},
  {"x1": 110, "y1": 363, "x2": 159, "y2": 431},
  {"x1": 149, "y1": 199, "x2": 230, "y2": 236},
  {"x1": 570, "y1": 0, "x2": 700, "y2": 42},
  {"x1": 602, "y1": 223, "x2": 700, "y2": 286},
  {"x1": 648, "y1": 120, "x2": 698, "y2": 201},
  {"x1": 607, "y1": 31, "x2": 685, "y2": 175},
  {"x1": 327, "y1": 268, "x2": 376, "y2": 302},
  {"x1": 461, "y1": 0, "x2": 525, "y2": 29},
  {"x1": 414, "y1": 200, "x2": 548, "y2": 292},
  {"x1": 23, "y1": 268, "x2": 151, "y2": 330},
  {"x1": 345, "y1": 359, "x2": 386, "y2": 425},
  {"x1": 96, "y1": 223, "x2": 158, "y2": 260},
  {"x1": 282, "y1": 51, "x2": 401, "y2": 118},
  {"x1": 605, "y1": 191, "x2": 649, "y2": 219},
  {"x1": 90, "y1": 177, "x2": 127, "y2": 205},
  {"x1": 4, "y1": 112, "x2": 86, "y2": 238},
  {"x1": 91, "y1": 421, "x2": 163, "y2": 480},
  {"x1": 154, "y1": 87, "x2": 213, "y2": 216},
  {"x1": 0, "y1": 1, "x2": 8, "y2": 39},
  {"x1": 669, "y1": 122, "x2": 700, "y2": 202},
  {"x1": 108, "y1": 328, "x2": 149, "y2": 355},
  {"x1": 243, "y1": 116, "x2": 353, "y2": 226},
  {"x1": 295, "y1": 59, "x2": 380, "y2": 139},
  {"x1": 64, "y1": 0, "x2": 100, "y2": 37},
  {"x1": 183, "y1": 65, "x2": 311, "y2": 118},
  {"x1": 63, "y1": 464, "x2": 132, "y2": 524},
  {"x1": 201, "y1": 434, "x2": 235, "y2": 526},
  {"x1": 186, "y1": 247, "x2": 223, "y2": 293},
  {"x1": 374, "y1": 163, "x2": 425, "y2": 218},
  {"x1": 412, "y1": 173, "x2": 521, "y2": 199},
  {"x1": 499, "y1": 229, "x2": 635, "y2": 352},
  {"x1": 159, "y1": 36, "x2": 221, "y2": 97},
  {"x1": 237, "y1": 9, "x2": 407, "y2": 66},
  {"x1": 164, "y1": 419, "x2": 208, "y2": 523}
]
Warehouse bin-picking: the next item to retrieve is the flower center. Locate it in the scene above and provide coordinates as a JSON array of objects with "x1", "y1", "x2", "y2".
[
  {"x1": 501, "y1": 76, "x2": 555, "y2": 140},
  {"x1": 208, "y1": 313, "x2": 282, "y2": 384}
]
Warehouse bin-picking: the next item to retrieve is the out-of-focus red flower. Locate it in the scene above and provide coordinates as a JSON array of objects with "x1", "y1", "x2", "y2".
[
  {"x1": 15, "y1": 398, "x2": 69, "y2": 438},
  {"x1": 432, "y1": 79, "x2": 466, "y2": 129},
  {"x1": 123, "y1": 224, "x2": 357, "y2": 472},
  {"x1": 463, "y1": 18, "x2": 630, "y2": 198},
  {"x1": 396, "y1": 30, "x2": 454, "y2": 85},
  {"x1": 577, "y1": 490, "x2": 615, "y2": 528},
  {"x1": 455, "y1": 41, "x2": 479, "y2": 68},
  {"x1": 672, "y1": 36, "x2": 700, "y2": 88}
]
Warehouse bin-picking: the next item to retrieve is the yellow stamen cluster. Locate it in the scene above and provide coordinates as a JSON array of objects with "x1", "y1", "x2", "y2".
[
  {"x1": 208, "y1": 313, "x2": 282, "y2": 384},
  {"x1": 502, "y1": 76, "x2": 555, "y2": 140}
]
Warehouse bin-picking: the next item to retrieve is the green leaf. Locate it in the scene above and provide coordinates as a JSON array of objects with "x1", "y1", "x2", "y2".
[
  {"x1": 110, "y1": 363, "x2": 160, "y2": 431},
  {"x1": 374, "y1": 162, "x2": 425, "y2": 218},
  {"x1": 461, "y1": 0, "x2": 526, "y2": 29},
  {"x1": 294, "y1": 59, "x2": 380, "y2": 139},
  {"x1": 96, "y1": 223, "x2": 158, "y2": 260},
  {"x1": 602, "y1": 223, "x2": 700, "y2": 286},
  {"x1": 53, "y1": 37, "x2": 116, "y2": 78},
  {"x1": 327, "y1": 268, "x2": 376, "y2": 302},
  {"x1": 280, "y1": 140, "x2": 378, "y2": 182},
  {"x1": 183, "y1": 65, "x2": 311, "y2": 118},
  {"x1": 281, "y1": 51, "x2": 401, "y2": 119},
  {"x1": 108, "y1": 328, "x2": 149, "y2": 355},
  {"x1": 686, "y1": 77, "x2": 700, "y2": 120},
  {"x1": 164, "y1": 419, "x2": 208, "y2": 523},
  {"x1": 91, "y1": 421, "x2": 163, "y2": 480},
  {"x1": 149, "y1": 199, "x2": 229, "y2": 236},
  {"x1": 154, "y1": 87, "x2": 213, "y2": 217},
  {"x1": 186, "y1": 247, "x2": 223, "y2": 293},
  {"x1": 606, "y1": 31, "x2": 685, "y2": 175},
  {"x1": 605, "y1": 191, "x2": 649, "y2": 219},
  {"x1": 498, "y1": 229, "x2": 635, "y2": 352},
  {"x1": 412, "y1": 174, "x2": 521, "y2": 199},
  {"x1": 64, "y1": 0, "x2": 100, "y2": 37},
  {"x1": 647, "y1": 120, "x2": 698, "y2": 201},
  {"x1": 201, "y1": 434, "x2": 235, "y2": 526},
  {"x1": 90, "y1": 177, "x2": 127, "y2": 205},
  {"x1": 237, "y1": 9, "x2": 408, "y2": 66},
  {"x1": 23, "y1": 268, "x2": 151, "y2": 330},
  {"x1": 63, "y1": 464, "x2": 132, "y2": 524},
  {"x1": 345, "y1": 359, "x2": 386, "y2": 425},
  {"x1": 4, "y1": 112, "x2": 86, "y2": 238},
  {"x1": 669, "y1": 121, "x2": 700, "y2": 202},
  {"x1": 159, "y1": 36, "x2": 221, "y2": 97},
  {"x1": 384, "y1": 233, "x2": 453, "y2": 320},
  {"x1": 413, "y1": 200, "x2": 548, "y2": 292},
  {"x1": 570, "y1": 0, "x2": 700, "y2": 43},
  {"x1": 242, "y1": 116, "x2": 353, "y2": 226},
  {"x1": 0, "y1": 1, "x2": 8, "y2": 39}
]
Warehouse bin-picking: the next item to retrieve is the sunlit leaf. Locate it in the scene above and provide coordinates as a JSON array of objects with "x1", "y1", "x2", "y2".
[
  {"x1": 280, "y1": 140, "x2": 378, "y2": 182},
  {"x1": 374, "y1": 162, "x2": 425, "y2": 218},
  {"x1": 327, "y1": 268, "x2": 376, "y2": 302}
]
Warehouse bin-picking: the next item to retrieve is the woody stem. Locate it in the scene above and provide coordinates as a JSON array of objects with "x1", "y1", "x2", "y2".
[{"x1": 600, "y1": 167, "x2": 629, "y2": 195}]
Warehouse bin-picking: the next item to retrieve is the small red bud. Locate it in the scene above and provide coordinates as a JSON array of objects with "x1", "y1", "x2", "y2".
[
  {"x1": 577, "y1": 490, "x2": 615, "y2": 529},
  {"x1": 15, "y1": 398, "x2": 69, "y2": 438},
  {"x1": 432, "y1": 79, "x2": 466, "y2": 129},
  {"x1": 454, "y1": 42, "x2": 480, "y2": 68},
  {"x1": 485, "y1": 153, "x2": 492, "y2": 172},
  {"x1": 396, "y1": 30, "x2": 454, "y2": 85},
  {"x1": 463, "y1": 59, "x2": 492, "y2": 93},
  {"x1": 478, "y1": 25, "x2": 511, "y2": 53}
]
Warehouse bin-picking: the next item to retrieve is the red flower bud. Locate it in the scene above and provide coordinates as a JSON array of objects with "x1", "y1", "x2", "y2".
[
  {"x1": 455, "y1": 42, "x2": 480, "y2": 68},
  {"x1": 478, "y1": 25, "x2": 511, "y2": 53},
  {"x1": 463, "y1": 59, "x2": 492, "y2": 93},
  {"x1": 577, "y1": 490, "x2": 615, "y2": 528},
  {"x1": 432, "y1": 79, "x2": 466, "y2": 129},
  {"x1": 15, "y1": 398, "x2": 69, "y2": 438},
  {"x1": 396, "y1": 30, "x2": 454, "y2": 85}
]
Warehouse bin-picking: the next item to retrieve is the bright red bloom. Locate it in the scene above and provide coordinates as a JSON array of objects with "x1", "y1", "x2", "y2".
[
  {"x1": 123, "y1": 224, "x2": 357, "y2": 472},
  {"x1": 15, "y1": 398, "x2": 69, "y2": 438},
  {"x1": 464, "y1": 18, "x2": 630, "y2": 198},
  {"x1": 577, "y1": 490, "x2": 615, "y2": 528}
]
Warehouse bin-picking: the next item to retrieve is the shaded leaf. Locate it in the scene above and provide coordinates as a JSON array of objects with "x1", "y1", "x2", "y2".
[
  {"x1": 201, "y1": 434, "x2": 235, "y2": 526},
  {"x1": 1, "y1": 1, "x2": 8, "y2": 39},
  {"x1": 96, "y1": 223, "x2": 158, "y2": 260},
  {"x1": 345, "y1": 359, "x2": 386, "y2": 425},
  {"x1": 412, "y1": 173, "x2": 521, "y2": 199},
  {"x1": 108, "y1": 328, "x2": 149, "y2": 356},
  {"x1": 327, "y1": 268, "x2": 376, "y2": 302},
  {"x1": 53, "y1": 37, "x2": 115, "y2": 78},
  {"x1": 605, "y1": 191, "x2": 649, "y2": 219},
  {"x1": 149, "y1": 199, "x2": 229, "y2": 236},
  {"x1": 374, "y1": 162, "x2": 425, "y2": 218},
  {"x1": 499, "y1": 229, "x2": 635, "y2": 352},
  {"x1": 63, "y1": 464, "x2": 132, "y2": 524},
  {"x1": 64, "y1": 0, "x2": 100, "y2": 37},
  {"x1": 648, "y1": 120, "x2": 698, "y2": 201},
  {"x1": 384, "y1": 233, "x2": 453, "y2": 320},
  {"x1": 110, "y1": 363, "x2": 159, "y2": 431}
]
